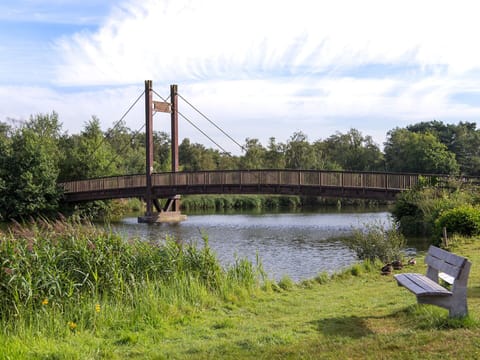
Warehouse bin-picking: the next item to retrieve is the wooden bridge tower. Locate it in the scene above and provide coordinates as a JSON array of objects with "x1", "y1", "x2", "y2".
[{"x1": 138, "y1": 80, "x2": 187, "y2": 223}]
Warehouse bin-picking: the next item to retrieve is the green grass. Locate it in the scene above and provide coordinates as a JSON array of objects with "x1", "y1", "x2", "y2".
[{"x1": 2, "y1": 223, "x2": 480, "y2": 359}]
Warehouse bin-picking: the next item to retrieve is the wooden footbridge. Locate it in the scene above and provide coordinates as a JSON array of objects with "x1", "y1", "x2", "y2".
[
  {"x1": 61, "y1": 169, "x2": 441, "y2": 208},
  {"x1": 61, "y1": 81, "x2": 448, "y2": 223}
]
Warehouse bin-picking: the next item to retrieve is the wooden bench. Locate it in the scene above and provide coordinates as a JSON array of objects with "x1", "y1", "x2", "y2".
[{"x1": 394, "y1": 245, "x2": 471, "y2": 317}]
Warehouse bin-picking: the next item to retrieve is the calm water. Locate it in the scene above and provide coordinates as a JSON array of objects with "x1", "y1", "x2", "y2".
[{"x1": 111, "y1": 209, "x2": 394, "y2": 282}]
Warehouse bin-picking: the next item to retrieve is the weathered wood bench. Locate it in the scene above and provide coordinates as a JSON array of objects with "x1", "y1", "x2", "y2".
[{"x1": 394, "y1": 245, "x2": 471, "y2": 317}]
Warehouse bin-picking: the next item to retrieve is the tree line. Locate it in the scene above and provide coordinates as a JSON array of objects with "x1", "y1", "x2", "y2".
[{"x1": 1, "y1": 112, "x2": 480, "y2": 220}]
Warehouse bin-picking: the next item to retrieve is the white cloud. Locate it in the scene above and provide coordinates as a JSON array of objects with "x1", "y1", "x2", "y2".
[
  {"x1": 54, "y1": 0, "x2": 480, "y2": 85},
  {"x1": 4, "y1": 0, "x2": 480, "y2": 154}
]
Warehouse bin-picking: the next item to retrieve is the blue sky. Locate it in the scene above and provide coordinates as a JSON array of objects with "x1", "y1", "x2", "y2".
[{"x1": 2, "y1": 0, "x2": 480, "y2": 154}]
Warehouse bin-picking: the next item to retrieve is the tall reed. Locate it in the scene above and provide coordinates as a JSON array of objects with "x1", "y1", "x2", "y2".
[{"x1": 0, "y1": 219, "x2": 261, "y2": 334}]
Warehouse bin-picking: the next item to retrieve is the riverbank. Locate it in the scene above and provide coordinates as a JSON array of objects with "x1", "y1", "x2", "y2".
[{"x1": 1, "y1": 235, "x2": 479, "y2": 359}]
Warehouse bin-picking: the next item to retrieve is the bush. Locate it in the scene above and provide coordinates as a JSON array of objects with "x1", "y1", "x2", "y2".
[
  {"x1": 392, "y1": 183, "x2": 479, "y2": 238},
  {"x1": 342, "y1": 221, "x2": 406, "y2": 263},
  {"x1": 277, "y1": 275, "x2": 295, "y2": 291},
  {"x1": 435, "y1": 205, "x2": 480, "y2": 237}
]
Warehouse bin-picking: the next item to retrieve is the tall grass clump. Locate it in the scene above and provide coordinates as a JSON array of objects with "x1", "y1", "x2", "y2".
[
  {"x1": 341, "y1": 221, "x2": 406, "y2": 263},
  {"x1": 0, "y1": 219, "x2": 261, "y2": 334}
]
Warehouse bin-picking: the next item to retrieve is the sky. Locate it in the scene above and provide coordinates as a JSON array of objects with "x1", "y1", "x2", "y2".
[{"x1": 2, "y1": 0, "x2": 480, "y2": 154}]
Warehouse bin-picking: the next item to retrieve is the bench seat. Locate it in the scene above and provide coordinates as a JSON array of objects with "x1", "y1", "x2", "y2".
[{"x1": 394, "y1": 273, "x2": 452, "y2": 297}]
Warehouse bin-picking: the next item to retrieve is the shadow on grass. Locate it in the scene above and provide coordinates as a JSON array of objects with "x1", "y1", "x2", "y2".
[
  {"x1": 310, "y1": 316, "x2": 374, "y2": 339},
  {"x1": 311, "y1": 304, "x2": 478, "y2": 339}
]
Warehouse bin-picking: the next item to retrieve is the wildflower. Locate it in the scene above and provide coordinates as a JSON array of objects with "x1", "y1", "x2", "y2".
[
  {"x1": 67, "y1": 321, "x2": 77, "y2": 332},
  {"x1": 41, "y1": 298, "x2": 48, "y2": 306},
  {"x1": 95, "y1": 303, "x2": 101, "y2": 313}
]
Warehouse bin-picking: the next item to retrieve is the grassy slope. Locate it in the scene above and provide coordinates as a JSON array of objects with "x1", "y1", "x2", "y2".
[{"x1": 2, "y1": 242, "x2": 480, "y2": 359}]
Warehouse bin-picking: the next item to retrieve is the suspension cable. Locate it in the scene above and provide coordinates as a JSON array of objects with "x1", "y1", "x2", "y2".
[
  {"x1": 89, "y1": 89, "x2": 145, "y2": 158},
  {"x1": 152, "y1": 89, "x2": 170, "y2": 103},
  {"x1": 178, "y1": 110, "x2": 230, "y2": 154},
  {"x1": 153, "y1": 89, "x2": 230, "y2": 154},
  {"x1": 176, "y1": 92, "x2": 245, "y2": 152}
]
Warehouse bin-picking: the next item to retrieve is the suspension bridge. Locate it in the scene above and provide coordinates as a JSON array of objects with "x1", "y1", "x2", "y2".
[{"x1": 60, "y1": 80, "x2": 447, "y2": 223}]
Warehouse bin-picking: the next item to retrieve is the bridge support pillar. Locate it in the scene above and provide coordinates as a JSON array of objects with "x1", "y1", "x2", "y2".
[
  {"x1": 138, "y1": 195, "x2": 187, "y2": 223},
  {"x1": 138, "y1": 211, "x2": 187, "y2": 224},
  {"x1": 138, "y1": 81, "x2": 186, "y2": 224}
]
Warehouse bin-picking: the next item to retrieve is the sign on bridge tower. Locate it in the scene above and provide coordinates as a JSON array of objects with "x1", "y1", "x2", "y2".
[{"x1": 138, "y1": 80, "x2": 186, "y2": 223}]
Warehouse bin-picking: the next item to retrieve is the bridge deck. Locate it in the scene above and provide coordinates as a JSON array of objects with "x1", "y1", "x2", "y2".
[{"x1": 60, "y1": 170, "x2": 444, "y2": 202}]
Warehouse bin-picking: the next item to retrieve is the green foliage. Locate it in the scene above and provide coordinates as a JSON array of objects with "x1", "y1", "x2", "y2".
[
  {"x1": 181, "y1": 195, "x2": 303, "y2": 211},
  {"x1": 240, "y1": 138, "x2": 266, "y2": 169},
  {"x1": 314, "y1": 271, "x2": 330, "y2": 284},
  {"x1": 435, "y1": 205, "x2": 480, "y2": 237},
  {"x1": 66, "y1": 200, "x2": 132, "y2": 222},
  {"x1": 0, "y1": 113, "x2": 62, "y2": 220},
  {"x1": 407, "y1": 120, "x2": 480, "y2": 176},
  {"x1": 285, "y1": 131, "x2": 318, "y2": 169},
  {"x1": 342, "y1": 221, "x2": 406, "y2": 262},
  {"x1": 277, "y1": 275, "x2": 295, "y2": 291},
  {"x1": 322, "y1": 128, "x2": 384, "y2": 171},
  {"x1": 58, "y1": 117, "x2": 118, "y2": 181},
  {"x1": 384, "y1": 128, "x2": 459, "y2": 174},
  {"x1": 392, "y1": 181, "x2": 480, "y2": 239}
]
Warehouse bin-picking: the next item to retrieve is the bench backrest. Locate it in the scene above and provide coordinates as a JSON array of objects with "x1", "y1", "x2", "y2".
[{"x1": 425, "y1": 245, "x2": 467, "y2": 281}]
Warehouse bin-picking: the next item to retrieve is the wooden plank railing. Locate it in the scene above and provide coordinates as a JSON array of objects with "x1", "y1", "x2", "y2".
[{"x1": 60, "y1": 170, "x2": 443, "y2": 194}]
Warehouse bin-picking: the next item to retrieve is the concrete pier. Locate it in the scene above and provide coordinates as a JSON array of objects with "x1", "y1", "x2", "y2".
[{"x1": 138, "y1": 211, "x2": 187, "y2": 224}]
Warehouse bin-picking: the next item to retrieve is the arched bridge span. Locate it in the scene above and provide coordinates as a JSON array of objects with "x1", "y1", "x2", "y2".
[{"x1": 61, "y1": 169, "x2": 442, "y2": 203}]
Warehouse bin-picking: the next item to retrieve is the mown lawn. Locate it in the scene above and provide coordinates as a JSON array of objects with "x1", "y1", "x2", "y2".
[{"x1": 2, "y1": 241, "x2": 480, "y2": 359}]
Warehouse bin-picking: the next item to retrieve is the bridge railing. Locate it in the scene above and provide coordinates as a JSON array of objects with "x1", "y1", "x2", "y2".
[{"x1": 61, "y1": 170, "x2": 442, "y2": 194}]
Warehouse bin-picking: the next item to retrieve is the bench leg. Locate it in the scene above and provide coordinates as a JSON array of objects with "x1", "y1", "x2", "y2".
[
  {"x1": 417, "y1": 296, "x2": 468, "y2": 317},
  {"x1": 449, "y1": 303, "x2": 468, "y2": 318}
]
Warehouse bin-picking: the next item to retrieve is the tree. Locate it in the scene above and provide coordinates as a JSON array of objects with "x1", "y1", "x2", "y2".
[
  {"x1": 322, "y1": 129, "x2": 384, "y2": 171},
  {"x1": 58, "y1": 117, "x2": 117, "y2": 181},
  {"x1": 0, "y1": 113, "x2": 62, "y2": 220},
  {"x1": 240, "y1": 138, "x2": 266, "y2": 169},
  {"x1": 105, "y1": 121, "x2": 144, "y2": 175},
  {"x1": 179, "y1": 138, "x2": 218, "y2": 171},
  {"x1": 153, "y1": 131, "x2": 171, "y2": 172},
  {"x1": 264, "y1": 137, "x2": 286, "y2": 169},
  {"x1": 408, "y1": 120, "x2": 480, "y2": 176},
  {"x1": 384, "y1": 128, "x2": 459, "y2": 174},
  {"x1": 285, "y1": 132, "x2": 317, "y2": 169}
]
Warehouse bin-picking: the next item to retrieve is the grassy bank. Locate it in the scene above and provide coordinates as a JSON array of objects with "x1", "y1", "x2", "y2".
[{"x1": 1, "y1": 224, "x2": 480, "y2": 359}]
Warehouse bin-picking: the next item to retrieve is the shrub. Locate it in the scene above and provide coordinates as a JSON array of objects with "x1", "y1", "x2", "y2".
[
  {"x1": 342, "y1": 221, "x2": 406, "y2": 263},
  {"x1": 435, "y1": 205, "x2": 480, "y2": 237},
  {"x1": 277, "y1": 275, "x2": 295, "y2": 291}
]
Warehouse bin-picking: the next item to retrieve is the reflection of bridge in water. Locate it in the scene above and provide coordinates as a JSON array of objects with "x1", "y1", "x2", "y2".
[{"x1": 61, "y1": 169, "x2": 442, "y2": 203}]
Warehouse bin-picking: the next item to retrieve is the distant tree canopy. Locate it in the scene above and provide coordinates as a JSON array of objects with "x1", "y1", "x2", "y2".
[
  {"x1": 405, "y1": 121, "x2": 480, "y2": 175},
  {"x1": 384, "y1": 128, "x2": 460, "y2": 174},
  {"x1": 2, "y1": 112, "x2": 480, "y2": 220}
]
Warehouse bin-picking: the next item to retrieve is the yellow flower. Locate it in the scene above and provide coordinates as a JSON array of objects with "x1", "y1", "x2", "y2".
[
  {"x1": 41, "y1": 298, "x2": 48, "y2": 306},
  {"x1": 67, "y1": 321, "x2": 77, "y2": 331},
  {"x1": 95, "y1": 303, "x2": 101, "y2": 313}
]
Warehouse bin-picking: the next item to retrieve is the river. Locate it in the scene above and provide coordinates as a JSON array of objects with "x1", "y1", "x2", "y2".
[{"x1": 111, "y1": 208, "x2": 406, "y2": 282}]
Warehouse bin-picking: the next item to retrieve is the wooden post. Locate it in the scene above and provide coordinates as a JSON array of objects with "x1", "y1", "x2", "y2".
[
  {"x1": 145, "y1": 80, "x2": 154, "y2": 216},
  {"x1": 171, "y1": 84, "x2": 179, "y2": 174},
  {"x1": 170, "y1": 84, "x2": 180, "y2": 212}
]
